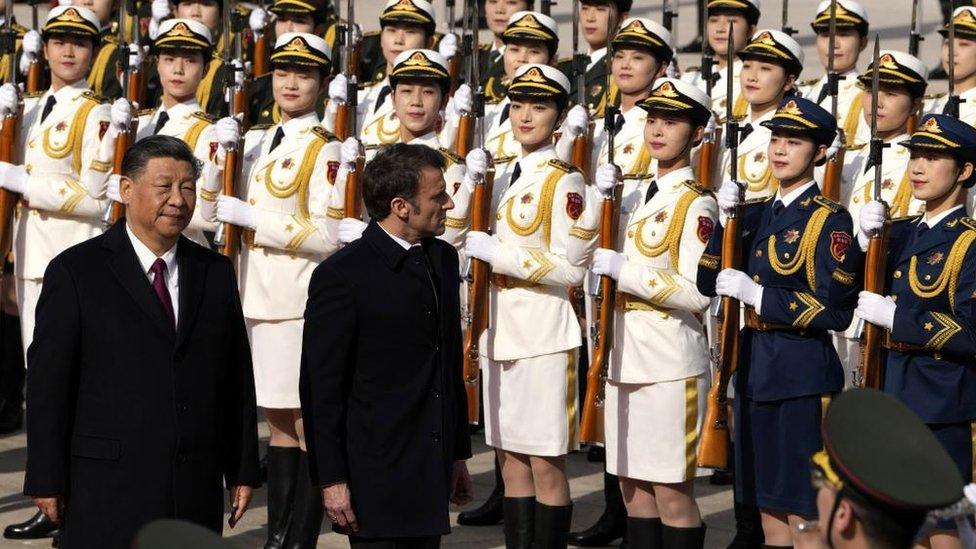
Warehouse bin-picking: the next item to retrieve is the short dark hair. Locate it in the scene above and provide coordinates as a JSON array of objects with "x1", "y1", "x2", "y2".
[
  {"x1": 363, "y1": 143, "x2": 446, "y2": 220},
  {"x1": 844, "y1": 491, "x2": 927, "y2": 549},
  {"x1": 121, "y1": 135, "x2": 202, "y2": 183}
]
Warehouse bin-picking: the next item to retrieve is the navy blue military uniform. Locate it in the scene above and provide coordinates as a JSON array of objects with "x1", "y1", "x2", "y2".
[{"x1": 697, "y1": 97, "x2": 854, "y2": 517}]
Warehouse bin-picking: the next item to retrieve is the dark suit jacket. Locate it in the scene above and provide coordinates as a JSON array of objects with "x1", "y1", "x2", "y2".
[
  {"x1": 300, "y1": 222, "x2": 471, "y2": 539},
  {"x1": 24, "y1": 221, "x2": 260, "y2": 549}
]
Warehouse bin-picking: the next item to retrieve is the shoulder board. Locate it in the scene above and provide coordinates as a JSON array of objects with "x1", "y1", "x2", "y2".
[
  {"x1": 547, "y1": 159, "x2": 579, "y2": 173},
  {"x1": 814, "y1": 195, "x2": 844, "y2": 212},
  {"x1": 233, "y1": 4, "x2": 251, "y2": 15},
  {"x1": 11, "y1": 22, "x2": 27, "y2": 35},
  {"x1": 192, "y1": 111, "x2": 216, "y2": 123},
  {"x1": 311, "y1": 126, "x2": 335, "y2": 142},
  {"x1": 961, "y1": 217, "x2": 976, "y2": 232},
  {"x1": 136, "y1": 108, "x2": 155, "y2": 117},
  {"x1": 681, "y1": 180, "x2": 711, "y2": 195},
  {"x1": 23, "y1": 90, "x2": 44, "y2": 99},
  {"x1": 685, "y1": 65, "x2": 700, "y2": 72},
  {"x1": 892, "y1": 214, "x2": 923, "y2": 224},
  {"x1": 494, "y1": 154, "x2": 517, "y2": 164},
  {"x1": 103, "y1": 34, "x2": 118, "y2": 45},
  {"x1": 82, "y1": 91, "x2": 108, "y2": 104},
  {"x1": 248, "y1": 123, "x2": 274, "y2": 132},
  {"x1": 479, "y1": 43, "x2": 491, "y2": 51},
  {"x1": 743, "y1": 196, "x2": 772, "y2": 205},
  {"x1": 438, "y1": 147, "x2": 463, "y2": 165},
  {"x1": 847, "y1": 142, "x2": 868, "y2": 151},
  {"x1": 363, "y1": 30, "x2": 380, "y2": 37},
  {"x1": 798, "y1": 77, "x2": 820, "y2": 86},
  {"x1": 925, "y1": 92, "x2": 948, "y2": 100}
]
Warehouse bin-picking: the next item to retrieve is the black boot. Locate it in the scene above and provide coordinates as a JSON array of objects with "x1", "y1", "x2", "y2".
[
  {"x1": 663, "y1": 524, "x2": 706, "y2": 549},
  {"x1": 727, "y1": 503, "x2": 763, "y2": 549},
  {"x1": 502, "y1": 497, "x2": 535, "y2": 549},
  {"x1": 264, "y1": 446, "x2": 300, "y2": 549},
  {"x1": 282, "y1": 451, "x2": 324, "y2": 549},
  {"x1": 568, "y1": 473, "x2": 626, "y2": 546},
  {"x1": 626, "y1": 518, "x2": 662, "y2": 548},
  {"x1": 3, "y1": 511, "x2": 58, "y2": 540},
  {"x1": 534, "y1": 502, "x2": 572, "y2": 549},
  {"x1": 458, "y1": 456, "x2": 504, "y2": 526}
]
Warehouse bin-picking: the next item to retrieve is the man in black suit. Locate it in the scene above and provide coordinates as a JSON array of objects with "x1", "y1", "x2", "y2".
[
  {"x1": 301, "y1": 143, "x2": 473, "y2": 548},
  {"x1": 23, "y1": 135, "x2": 261, "y2": 548}
]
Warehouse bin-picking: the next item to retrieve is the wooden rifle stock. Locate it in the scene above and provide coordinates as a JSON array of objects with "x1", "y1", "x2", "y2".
[
  {"x1": 698, "y1": 139, "x2": 716, "y2": 190},
  {"x1": 579, "y1": 194, "x2": 618, "y2": 444},
  {"x1": 26, "y1": 62, "x2": 41, "y2": 94},
  {"x1": 253, "y1": 34, "x2": 269, "y2": 77},
  {"x1": 698, "y1": 214, "x2": 742, "y2": 469},
  {"x1": 448, "y1": 55, "x2": 461, "y2": 96},
  {"x1": 109, "y1": 131, "x2": 130, "y2": 223},
  {"x1": 455, "y1": 114, "x2": 473, "y2": 158},
  {"x1": 0, "y1": 111, "x2": 19, "y2": 257},
  {"x1": 821, "y1": 145, "x2": 845, "y2": 202},
  {"x1": 335, "y1": 103, "x2": 350, "y2": 141},
  {"x1": 220, "y1": 146, "x2": 241, "y2": 259},
  {"x1": 344, "y1": 152, "x2": 364, "y2": 220},
  {"x1": 571, "y1": 133, "x2": 590, "y2": 180},
  {"x1": 461, "y1": 166, "x2": 494, "y2": 423},
  {"x1": 861, "y1": 226, "x2": 889, "y2": 389}
]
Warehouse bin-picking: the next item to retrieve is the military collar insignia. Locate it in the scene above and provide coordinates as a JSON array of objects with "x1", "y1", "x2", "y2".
[
  {"x1": 284, "y1": 37, "x2": 310, "y2": 53},
  {"x1": 513, "y1": 14, "x2": 542, "y2": 29},
  {"x1": 653, "y1": 81, "x2": 680, "y2": 98},
  {"x1": 926, "y1": 251, "x2": 945, "y2": 265}
]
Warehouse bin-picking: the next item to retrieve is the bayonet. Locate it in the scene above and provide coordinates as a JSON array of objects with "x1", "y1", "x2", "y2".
[
  {"x1": 781, "y1": 0, "x2": 796, "y2": 36},
  {"x1": 948, "y1": 0, "x2": 963, "y2": 117},
  {"x1": 909, "y1": 0, "x2": 924, "y2": 56},
  {"x1": 869, "y1": 35, "x2": 887, "y2": 205}
]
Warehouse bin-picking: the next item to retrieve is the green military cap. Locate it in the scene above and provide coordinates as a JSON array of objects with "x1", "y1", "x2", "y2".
[
  {"x1": 707, "y1": 0, "x2": 761, "y2": 25},
  {"x1": 810, "y1": 0, "x2": 869, "y2": 35},
  {"x1": 941, "y1": 6, "x2": 976, "y2": 42},
  {"x1": 380, "y1": 0, "x2": 436, "y2": 32},
  {"x1": 817, "y1": 389, "x2": 963, "y2": 512},
  {"x1": 269, "y1": 0, "x2": 327, "y2": 25}
]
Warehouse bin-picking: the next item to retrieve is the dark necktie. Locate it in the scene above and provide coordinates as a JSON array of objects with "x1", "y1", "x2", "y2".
[
  {"x1": 815, "y1": 81, "x2": 830, "y2": 105},
  {"x1": 150, "y1": 258, "x2": 175, "y2": 327},
  {"x1": 739, "y1": 123, "x2": 753, "y2": 142},
  {"x1": 375, "y1": 85, "x2": 391, "y2": 114},
  {"x1": 153, "y1": 111, "x2": 169, "y2": 135},
  {"x1": 269, "y1": 126, "x2": 285, "y2": 152},
  {"x1": 40, "y1": 95, "x2": 56, "y2": 123},
  {"x1": 500, "y1": 103, "x2": 511, "y2": 124},
  {"x1": 509, "y1": 162, "x2": 522, "y2": 187},
  {"x1": 611, "y1": 112, "x2": 625, "y2": 137},
  {"x1": 916, "y1": 221, "x2": 929, "y2": 239},
  {"x1": 489, "y1": 49, "x2": 502, "y2": 65},
  {"x1": 772, "y1": 200, "x2": 785, "y2": 218},
  {"x1": 644, "y1": 180, "x2": 659, "y2": 204}
]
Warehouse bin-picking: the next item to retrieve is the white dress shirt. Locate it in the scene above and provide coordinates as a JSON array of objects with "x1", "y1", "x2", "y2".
[
  {"x1": 380, "y1": 224, "x2": 420, "y2": 250},
  {"x1": 921, "y1": 204, "x2": 965, "y2": 228},
  {"x1": 126, "y1": 223, "x2": 180, "y2": 324}
]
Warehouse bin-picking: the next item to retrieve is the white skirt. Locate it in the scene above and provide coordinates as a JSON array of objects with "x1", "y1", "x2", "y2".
[
  {"x1": 247, "y1": 318, "x2": 303, "y2": 409},
  {"x1": 483, "y1": 350, "x2": 579, "y2": 457},
  {"x1": 605, "y1": 374, "x2": 707, "y2": 483}
]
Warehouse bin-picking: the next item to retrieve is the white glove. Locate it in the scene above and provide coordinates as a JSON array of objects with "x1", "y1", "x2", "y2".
[
  {"x1": 465, "y1": 231, "x2": 498, "y2": 264},
  {"x1": 715, "y1": 268, "x2": 763, "y2": 309},
  {"x1": 453, "y1": 83, "x2": 473, "y2": 115},
  {"x1": 338, "y1": 217, "x2": 367, "y2": 244},
  {"x1": 564, "y1": 105, "x2": 588, "y2": 139},
  {"x1": 110, "y1": 98, "x2": 133, "y2": 133},
  {"x1": 57, "y1": 0, "x2": 71, "y2": 6},
  {"x1": 229, "y1": 59, "x2": 246, "y2": 87},
  {"x1": 249, "y1": 7, "x2": 268, "y2": 34},
  {"x1": 594, "y1": 163, "x2": 620, "y2": 197},
  {"x1": 151, "y1": 0, "x2": 170, "y2": 21},
  {"x1": 438, "y1": 32, "x2": 459, "y2": 59},
  {"x1": 106, "y1": 174, "x2": 122, "y2": 203},
  {"x1": 0, "y1": 84, "x2": 17, "y2": 117},
  {"x1": 855, "y1": 291, "x2": 896, "y2": 331},
  {"x1": 825, "y1": 131, "x2": 843, "y2": 161},
  {"x1": 214, "y1": 115, "x2": 241, "y2": 151},
  {"x1": 340, "y1": 137, "x2": 360, "y2": 169},
  {"x1": 704, "y1": 113, "x2": 717, "y2": 137},
  {"x1": 716, "y1": 178, "x2": 741, "y2": 218},
  {"x1": 348, "y1": 23, "x2": 362, "y2": 45},
  {"x1": 19, "y1": 30, "x2": 40, "y2": 75},
  {"x1": 215, "y1": 195, "x2": 257, "y2": 230},
  {"x1": 127, "y1": 43, "x2": 143, "y2": 69},
  {"x1": 329, "y1": 73, "x2": 348, "y2": 104},
  {"x1": 591, "y1": 248, "x2": 625, "y2": 280},
  {"x1": 463, "y1": 148, "x2": 488, "y2": 186},
  {"x1": 0, "y1": 161, "x2": 28, "y2": 195},
  {"x1": 857, "y1": 200, "x2": 886, "y2": 251}
]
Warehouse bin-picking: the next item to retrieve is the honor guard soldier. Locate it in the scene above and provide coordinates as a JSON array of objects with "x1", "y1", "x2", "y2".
[
  {"x1": 814, "y1": 390, "x2": 967, "y2": 549},
  {"x1": 680, "y1": 0, "x2": 760, "y2": 121},
  {"x1": 0, "y1": 5, "x2": 117, "y2": 541},
  {"x1": 697, "y1": 97, "x2": 854, "y2": 546},
  {"x1": 571, "y1": 77, "x2": 717, "y2": 549},
  {"x1": 0, "y1": 0, "x2": 33, "y2": 87},
  {"x1": 926, "y1": 6, "x2": 976, "y2": 126},
  {"x1": 355, "y1": 0, "x2": 439, "y2": 88},
  {"x1": 831, "y1": 50, "x2": 927, "y2": 381},
  {"x1": 74, "y1": 0, "x2": 139, "y2": 99},
  {"x1": 799, "y1": 0, "x2": 868, "y2": 144},
  {"x1": 103, "y1": 19, "x2": 221, "y2": 248},
  {"x1": 718, "y1": 29, "x2": 805, "y2": 201},
  {"x1": 205, "y1": 32, "x2": 341, "y2": 548},
  {"x1": 481, "y1": 0, "x2": 533, "y2": 104},
  {"x1": 557, "y1": 0, "x2": 632, "y2": 117},
  {"x1": 461, "y1": 63, "x2": 586, "y2": 548},
  {"x1": 830, "y1": 113, "x2": 976, "y2": 549}
]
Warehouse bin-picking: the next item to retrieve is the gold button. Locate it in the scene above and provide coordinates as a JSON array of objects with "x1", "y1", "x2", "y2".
[
  {"x1": 627, "y1": 230, "x2": 634, "y2": 238},
  {"x1": 756, "y1": 249, "x2": 762, "y2": 257},
  {"x1": 924, "y1": 274, "x2": 931, "y2": 281},
  {"x1": 496, "y1": 213, "x2": 501, "y2": 220},
  {"x1": 853, "y1": 196, "x2": 860, "y2": 204},
  {"x1": 894, "y1": 270, "x2": 902, "y2": 278},
  {"x1": 249, "y1": 198, "x2": 256, "y2": 205},
  {"x1": 752, "y1": 275, "x2": 760, "y2": 282},
  {"x1": 784, "y1": 252, "x2": 790, "y2": 258},
  {"x1": 892, "y1": 295, "x2": 898, "y2": 302}
]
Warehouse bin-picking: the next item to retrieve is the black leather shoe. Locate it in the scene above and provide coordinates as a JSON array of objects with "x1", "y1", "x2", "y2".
[
  {"x1": 568, "y1": 509, "x2": 626, "y2": 547},
  {"x1": 586, "y1": 445, "x2": 605, "y2": 463},
  {"x1": 678, "y1": 37, "x2": 704, "y2": 53},
  {"x1": 4, "y1": 511, "x2": 59, "y2": 540},
  {"x1": 457, "y1": 484, "x2": 503, "y2": 526},
  {"x1": 710, "y1": 469, "x2": 733, "y2": 486},
  {"x1": 51, "y1": 531, "x2": 60, "y2": 548}
]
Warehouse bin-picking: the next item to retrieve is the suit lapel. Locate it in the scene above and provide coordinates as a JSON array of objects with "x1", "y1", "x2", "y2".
[
  {"x1": 104, "y1": 224, "x2": 176, "y2": 337},
  {"x1": 175, "y1": 240, "x2": 206, "y2": 350}
]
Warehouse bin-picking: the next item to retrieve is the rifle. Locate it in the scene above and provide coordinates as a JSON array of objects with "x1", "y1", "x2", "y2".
[
  {"x1": 252, "y1": 0, "x2": 269, "y2": 77},
  {"x1": 820, "y1": 0, "x2": 844, "y2": 201},
  {"x1": 697, "y1": 38, "x2": 718, "y2": 188},
  {"x1": 445, "y1": 0, "x2": 462, "y2": 94},
  {"x1": 25, "y1": 0, "x2": 40, "y2": 92},
  {"x1": 340, "y1": 1, "x2": 364, "y2": 221},
  {"x1": 106, "y1": 1, "x2": 138, "y2": 224},
  {"x1": 570, "y1": 0, "x2": 590, "y2": 177},
  {"x1": 454, "y1": 1, "x2": 476, "y2": 157},
  {"x1": 0, "y1": 0, "x2": 20, "y2": 257},
  {"x1": 698, "y1": 25, "x2": 740, "y2": 470},
  {"x1": 579, "y1": 14, "x2": 620, "y2": 445},
  {"x1": 540, "y1": 0, "x2": 554, "y2": 16},
  {"x1": 781, "y1": 0, "x2": 796, "y2": 37},
  {"x1": 335, "y1": 0, "x2": 358, "y2": 141},
  {"x1": 947, "y1": 0, "x2": 964, "y2": 119},
  {"x1": 460, "y1": 36, "x2": 493, "y2": 423},
  {"x1": 909, "y1": 0, "x2": 924, "y2": 57},
  {"x1": 213, "y1": 5, "x2": 248, "y2": 259},
  {"x1": 860, "y1": 36, "x2": 890, "y2": 390}
]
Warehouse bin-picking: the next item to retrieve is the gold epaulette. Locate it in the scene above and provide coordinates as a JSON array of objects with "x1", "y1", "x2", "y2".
[
  {"x1": 847, "y1": 142, "x2": 867, "y2": 151},
  {"x1": 248, "y1": 123, "x2": 274, "y2": 132},
  {"x1": 82, "y1": 91, "x2": 108, "y2": 104},
  {"x1": 438, "y1": 147, "x2": 463, "y2": 165},
  {"x1": 744, "y1": 196, "x2": 773, "y2": 205},
  {"x1": 136, "y1": 108, "x2": 155, "y2": 117},
  {"x1": 103, "y1": 34, "x2": 118, "y2": 44},
  {"x1": 961, "y1": 217, "x2": 976, "y2": 232},
  {"x1": 479, "y1": 43, "x2": 491, "y2": 51},
  {"x1": 798, "y1": 77, "x2": 820, "y2": 87},
  {"x1": 192, "y1": 111, "x2": 216, "y2": 123},
  {"x1": 685, "y1": 65, "x2": 700, "y2": 72},
  {"x1": 925, "y1": 92, "x2": 948, "y2": 100},
  {"x1": 23, "y1": 90, "x2": 44, "y2": 99},
  {"x1": 11, "y1": 22, "x2": 27, "y2": 36},
  {"x1": 233, "y1": 4, "x2": 251, "y2": 15},
  {"x1": 311, "y1": 125, "x2": 335, "y2": 142},
  {"x1": 814, "y1": 195, "x2": 844, "y2": 212},
  {"x1": 548, "y1": 158, "x2": 579, "y2": 173},
  {"x1": 363, "y1": 30, "x2": 380, "y2": 37},
  {"x1": 892, "y1": 214, "x2": 923, "y2": 224},
  {"x1": 681, "y1": 180, "x2": 712, "y2": 195},
  {"x1": 623, "y1": 172, "x2": 654, "y2": 180},
  {"x1": 493, "y1": 154, "x2": 517, "y2": 164}
]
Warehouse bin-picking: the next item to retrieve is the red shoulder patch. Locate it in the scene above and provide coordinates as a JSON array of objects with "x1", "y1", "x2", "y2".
[
  {"x1": 830, "y1": 230, "x2": 852, "y2": 262},
  {"x1": 327, "y1": 161, "x2": 340, "y2": 185},
  {"x1": 566, "y1": 192, "x2": 583, "y2": 220},
  {"x1": 697, "y1": 216, "x2": 715, "y2": 244},
  {"x1": 99, "y1": 121, "x2": 110, "y2": 140}
]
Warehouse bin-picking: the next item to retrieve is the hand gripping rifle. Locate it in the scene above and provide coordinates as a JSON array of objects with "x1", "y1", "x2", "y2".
[
  {"x1": 25, "y1": 0, "x2": 40, "y2": 93},
  {"x1": 0, "y1": 1, "x2": 20, "y2": 257},
  {"x1": 698, "y1": 26, "x2": 741, "y2": 470},
  {"x1": 334, "y1": 0, "x2": 360, "y2": 140},
  {"x1": 570, "y1": 0, "x2": 591, "y2": 177},
  {"x1": 340, "y1": 1, "x2": 364, "y2": 222},
  {"x1": 106, "y1": 0, "x2": 140, "y2": 224},
  {"x1": 820, "y1": 0, "x2": 845, "y2": 202},
  {"x1": 579, "y1": 15, "x2": 621, "y2": 446},
  {"x1": 454, "y1": 1, "x2": 477, "y2": 157},
  {"x1": 860, "y1": 35, "x2": 891, "y2": 389},
  {"x1": 252, "y1": 0, "x2": 270, "y2": 77}
]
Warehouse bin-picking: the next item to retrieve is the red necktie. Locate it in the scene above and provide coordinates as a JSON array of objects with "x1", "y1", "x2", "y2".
[{"x1": 150, "y1": 258, "x2": 175, "y2": 327}]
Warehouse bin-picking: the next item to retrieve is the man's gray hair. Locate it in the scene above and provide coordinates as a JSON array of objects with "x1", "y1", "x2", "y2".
[{"x1": 121, "y1": 135, "x2": 202, "y2": 182}]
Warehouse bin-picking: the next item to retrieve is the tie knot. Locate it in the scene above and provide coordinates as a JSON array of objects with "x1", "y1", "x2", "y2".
[
  {"x1": 917, "y1": 222, "x2": 929, "y2": 235},
  {"x1": 150, "y1": 257, "x2": 167, "y2": 277},
  {"x1": 644, "y1": 180, "x2": 659, "y2": 204},
  {"x1": 772, "y1": 200, "x2": 785, "y2": 216}
]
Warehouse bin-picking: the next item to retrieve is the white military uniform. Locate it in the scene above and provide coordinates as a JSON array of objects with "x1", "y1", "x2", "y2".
[
  {"x1": 718, "y1": 107, "x2": 778, "y2": 200},
  {"x1": 682, "y1": 58, "x2": 744, "y2": 121},
  {"x1": 800, "y1": 71, "x2": 864, "y2": 146},
  {"x1": 556, "y1": 104, "x2": 654, "y2": 179},
  {"x1": 481, "y1": 145, "x2": 588, "y2": 456},
  {"x1": 134, "y1": 100, "x2": 220, "y2": 247},
  {"x1": 207, "y1": 112, "x2": 342, "y2": 407},
  {"x1": 483, "y1": 97, "x2": 521, "y2": 165},
  {"x1": 15, "y1": 81, "x2": 114, "y2": 353},
  {"x1": 925, "y1": 87, "x2": 976, "y2": 127}
]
